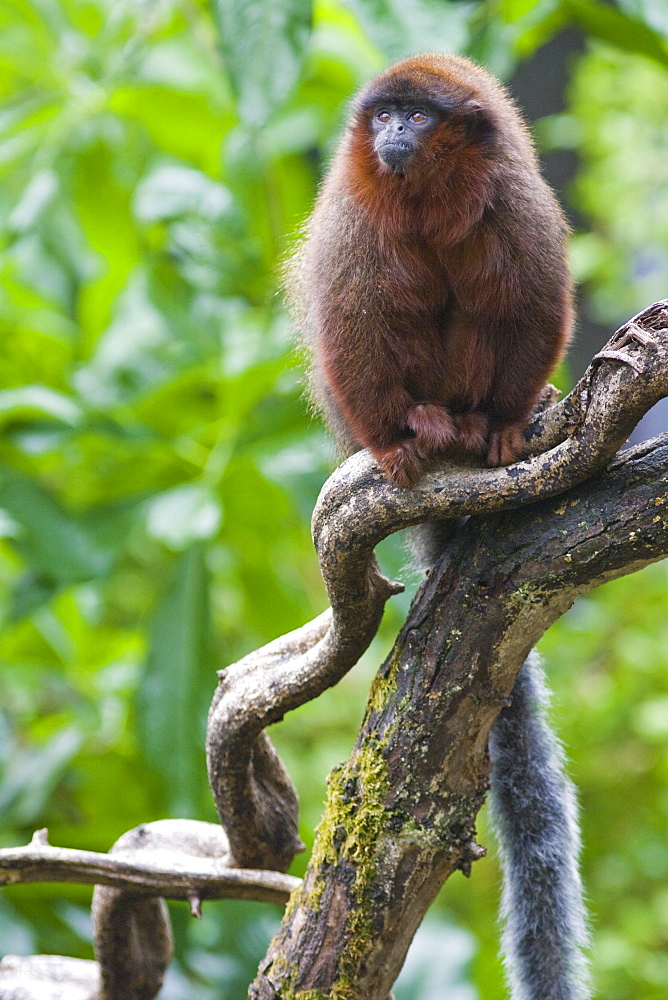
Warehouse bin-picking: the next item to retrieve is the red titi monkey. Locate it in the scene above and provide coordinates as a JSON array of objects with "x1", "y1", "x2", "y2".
[
  {"x1": 288, "y1": 55, "x2": 590, "y2": 1000},
  {"x1": 288, "y1": 52, "x2": 572, "y2": 484}
]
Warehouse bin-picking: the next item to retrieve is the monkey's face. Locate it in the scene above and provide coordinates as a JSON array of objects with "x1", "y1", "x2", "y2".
[
  {"x1": 369, "y1": 104, "x2": 439, "y2": 175},
  {"x1": 354, "y1": 69, "x2": 496, "y2": 183}
]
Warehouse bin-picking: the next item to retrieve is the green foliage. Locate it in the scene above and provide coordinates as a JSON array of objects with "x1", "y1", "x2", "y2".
[
  {"x1": 344, "y1": 0, "x2": 472, "y2": 62},
  {"x1": 215, "y1": 0, "x2": 313, "y2": 127},
  {"x1": 565, "y1": 0, "x2": 668, "y2": 68},
  {"x1": 0, "y1": 1, "x2": 666, "y2": 998},
  {"x1": 539, "y1": 563, "x2": 668, "y2": 1000},
  {"x1": 564, "y1": 48, "x2": 668, "y2": 322},
  {"x1": 139, "y1": 544, "x2": 213, "y2": 817}
]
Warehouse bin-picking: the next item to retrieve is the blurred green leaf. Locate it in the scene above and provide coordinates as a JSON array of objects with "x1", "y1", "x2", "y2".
[
  {"x1": 8, "y1": 169, "x2": 59, "y2": 231},
  {"x1": 566, "y1": 47, "x2": 668, "y2": 322},
  {"x1": 10, "y1": 572, "x2": 60, "y2": 620},
  {"x1": 394, "y1": 918, "x2": 477, "y2": 1000},
  {"x1": 133, "y1": 164, "x2": 234, "y2": 223},
  {"x1": 565, "y1": 0, "x2": 668, "y2": 67},
  {"x1": 0, "y1": 725, "x2": 83, "y2": 826},
  {"x1": 0, "y1": 471, "x2": 133, "y2": 588},
  {"x1": 633, "y1": 697, "x2": 668, "y2": 741},
  {"x1": 215, "y1": 0, "x2": 313, "y2": 127},
  {"x1": 109, "y1": 86, "x2": 228, "y2": 171},
  {"x1": 145, "y1": 484, "x2": 222, "y2": 550},
  {"x1": 346, "y1": 0, "x2": 472, "y2": 61},
  {"x1": 138, "y1": 544, "x2": 213, "y2": 816},
  {"x1": 501, "y1": 0, "x2": 549, "y2": 21},
  {"x1": 616, "y1": 0, "x2": 668, "y2": 39},
  {"x1": 0, "y1": 386, "x2": 81, "y2": 427}
]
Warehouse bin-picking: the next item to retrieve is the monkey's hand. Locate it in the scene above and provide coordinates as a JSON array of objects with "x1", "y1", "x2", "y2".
[
  {"x1": 406, "y1": 403, "x2": 457, "y2": 456},
  {"x1": 487, "y1": 421, "x2": 526, "y2": 466},
  {"x1": 374, "y1": 441, "x2": 425, "y2": 487}
]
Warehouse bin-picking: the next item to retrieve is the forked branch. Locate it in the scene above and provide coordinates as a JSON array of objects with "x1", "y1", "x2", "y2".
[
  {"x1": 2, "y1": 303, "x2": 668, "y2": 1000},
  {"x1": 250, "y1": 327, "x2": 668, "y2": 999},
  {"x1": 207, "y1": 301, "x2": 668, "y2": 874}
]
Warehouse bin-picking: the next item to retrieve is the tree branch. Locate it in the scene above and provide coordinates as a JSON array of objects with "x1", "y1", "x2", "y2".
[
  {"x1": 3, "y1": 303, "x2": 668, "y2": 1000},
  {"x1": 0, "y1": 822, "x2": 299, "y2": 1000},
  {"x1": 0, "y1": 828, "x2": 299, "y2": 906},
  {"x1": 206, "y1": 301, "x2": 668, "y2": 876},
  {"x1": 251, "y1": 431, "x2": 668, "y2": 999}
]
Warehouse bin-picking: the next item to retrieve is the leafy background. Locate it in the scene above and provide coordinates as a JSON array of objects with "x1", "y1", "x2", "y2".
[{"x1": 0, "y1": 0, "x2": 667, "y2": 998}]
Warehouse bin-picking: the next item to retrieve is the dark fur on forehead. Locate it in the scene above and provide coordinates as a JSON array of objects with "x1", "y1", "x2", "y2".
[{"x1": 357, "y1": 73, "x2": 459, "y2": 117}]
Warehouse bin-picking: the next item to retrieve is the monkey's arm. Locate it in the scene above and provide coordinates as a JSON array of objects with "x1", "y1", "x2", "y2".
[
  {"x1": 448, "y1": 204, "x2": 572, "y2": 465},
  {"x1": 316, "y1": 327, "x2": 434, "y2": 485},
  {"x1": 487, "y1": 295, "x2": 572, "y2": 465},
  {"x1": 301, "y1": 197, "x2": 460, "y2": 485}
]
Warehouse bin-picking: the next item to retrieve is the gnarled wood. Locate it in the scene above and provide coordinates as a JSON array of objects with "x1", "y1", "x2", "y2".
[
  {"x1": 0, "y1": 823, "x2": 299, "y2": 1000},
  {"x1": 251, "y1": 434, "x2": 668, "y2": 999},
  {"x1": 2, "y1": 304, "x2": 668, "y2": 1000},
  {"x1": 0, "y1": 826, "x2": 299, "y2": 905},
  {"x1": 206, "y1": 302, "x2": 668, "y2": 894}
]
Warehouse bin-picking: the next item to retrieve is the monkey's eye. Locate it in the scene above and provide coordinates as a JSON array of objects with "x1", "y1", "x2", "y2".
[
  {"x1": 410, "y1": 111, "x2": 428, "y2": 124},
  {"x1": 377, "y1": 111, "x2": 392, "y2": 123}
]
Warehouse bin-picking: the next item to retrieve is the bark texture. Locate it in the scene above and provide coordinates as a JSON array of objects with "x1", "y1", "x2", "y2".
[
  {"x1": 2, "y1": 303, "x2": 668, "y2": 1000},
  {"x1": 246, "y1": 304, "x2": 668, "y2": 999},
  {"x1": 251, "y1": 434, "x2": 668, "y2": 999}
]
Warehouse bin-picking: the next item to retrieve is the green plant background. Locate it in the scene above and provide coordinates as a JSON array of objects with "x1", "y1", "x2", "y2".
[{"x1": 0, "y1": 1, "x2": 667, "y2": 998}]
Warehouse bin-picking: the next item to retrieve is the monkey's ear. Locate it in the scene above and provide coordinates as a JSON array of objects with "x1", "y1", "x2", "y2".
[{"x1": 463, "y1": 99, "x2": 496, "y2": 144}]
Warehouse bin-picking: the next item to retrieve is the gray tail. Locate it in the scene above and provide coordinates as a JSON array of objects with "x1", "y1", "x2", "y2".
[{"x1": 488, "y1": 652, "x2": 591, "y2": 1000}]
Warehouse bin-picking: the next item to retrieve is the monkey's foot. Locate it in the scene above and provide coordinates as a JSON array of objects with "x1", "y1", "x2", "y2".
[
  {"x1": 375, "y1": 441, "x2": 424, "y2": 487},
  {"x1": 406, "y1": 403, "x2": 457, "y2": 456},
  {"x1": 452, "y1": 411, "x2": 489, "y2": 453},
  {"x1": 487, "y1": 422, "x2": 525, "y2": 467}
]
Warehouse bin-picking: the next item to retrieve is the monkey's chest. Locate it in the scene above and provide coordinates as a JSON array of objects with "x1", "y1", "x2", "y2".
[
  {"x1": 402, "y1": 308, "x2": 495, "y2": 410},
  {"x1": 375, "y1": 242, "x2": 496, "y2": 408}
]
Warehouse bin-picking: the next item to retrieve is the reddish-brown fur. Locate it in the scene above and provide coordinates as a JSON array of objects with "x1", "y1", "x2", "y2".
[{"x1": 287, "y1": 54, "x2": 573, "y2": 485}]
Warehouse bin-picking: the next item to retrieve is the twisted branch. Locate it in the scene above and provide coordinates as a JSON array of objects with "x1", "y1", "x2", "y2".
[
  {"x1": 3, "y1": 302, "x2": 668, "y2": 999},
  {"x1": 252, "y1": 429, "x2": 668, "y2": 1000},
  {"x1": 206, "y1": 301, "x2": 668, "y2": 869}
]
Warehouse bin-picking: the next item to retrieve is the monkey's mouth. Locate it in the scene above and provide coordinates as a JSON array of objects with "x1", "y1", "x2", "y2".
[{"x1": 377, "y1": 141, "x2": 415, "y2": 174}]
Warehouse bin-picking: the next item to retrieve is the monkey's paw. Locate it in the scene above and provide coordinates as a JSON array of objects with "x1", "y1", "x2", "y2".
[
  {"x1": 406, "y1": 403, "x2": 457, "y2": 456},
  {"x1": 452, "y1": 411, "x2": 489, "y2": 453},
  {"x1": 375, "y1": 441, "x2": 425, "y2": 487},
  {"x1": 487, "y1": 422, "x2": 525, "y2": 466}
]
